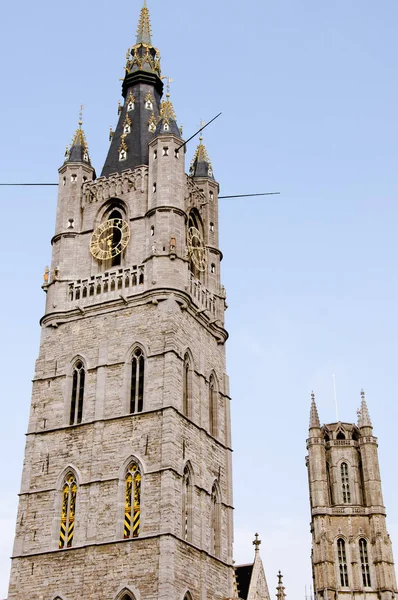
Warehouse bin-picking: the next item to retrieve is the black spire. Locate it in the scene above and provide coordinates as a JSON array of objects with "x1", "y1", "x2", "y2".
[
  {"x1": 64, "y1": 108, "x2": 91, "y2": 166},
  {"x1": 101, "y1": 1, "x2": 164, "y2": 177}
]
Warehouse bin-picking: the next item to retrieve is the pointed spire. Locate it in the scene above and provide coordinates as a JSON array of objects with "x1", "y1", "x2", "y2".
[
  {"x1": 136, "y1": 1, "x2": 152, "y2": 45},
  {"x1": 102, "y1": 2, "x2": 163, "y2": 177},
  {"x1": 309, "y1": 391, "x2": 320, "y2": 429},
  {"x1": 276, "y1": 571, "x2": 286, "y2": 600},
  {"x1": 190, "y1": 125, "x2": 214, "y2": 179},
  {"x1": 358, "y1": 389, "x2": 372, "y2": 428},
  {"x1": 124, "y1": 1, "x2": 161, "y2": 79},
  {"x1": 65, "y1": 105, "x2": 91, "y2": 165}
]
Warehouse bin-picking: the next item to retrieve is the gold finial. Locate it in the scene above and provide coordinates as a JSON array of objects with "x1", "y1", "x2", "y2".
[
  {"x1": 79, "y1": 104, "x2": 84, "y2": 127},
  {"x1": 162, "y1": 76, "x2": 173, "y2": 98},
  {"x1": 199, "y1": 119, "x2": 206, "y2": 142},
  {"x1": 253, "y1": 532, "x2": 261, "y2": 553},
  {"x1": 43, "y1": 266, "x2": 49, "y2": 284},
  {"x1": 109, "y1": 126, "x2": 114, "y2": 141}
]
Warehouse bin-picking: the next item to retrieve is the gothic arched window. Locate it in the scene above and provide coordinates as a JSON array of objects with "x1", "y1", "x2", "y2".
[
  {"x1": 341, "y1": 462, "x2": 351, "y2": 504},
  {"x1": 182, "y1": 464, "x2": 193, "y2": 542},
  {"x1": 130, "y1": 348, "x2": 145, "y2": 414},
  {"x1": 59, "y1": 472, "x2": 77, "y2": 548},
  {"x1": 183, "y1": 353, "x2": 192, "y2": 417},
  {"x1": 337, "y1": 538, "x2": 349, "y2": 586},
  {"x1": 359, "y1": 538, "x2": 371, "y2": 587},
  {"x1": 211, "y1": 483, "x2": 221, "y2": 557},
  {"x1": 209, "y1": 375, "x2": 217, "y2": 437},
  {"x1": 70, "y1": 361, "x2": 85, "y2": 425},
  {"x1": 124, "y1": 463, "x2": 141, "y2": 539}
]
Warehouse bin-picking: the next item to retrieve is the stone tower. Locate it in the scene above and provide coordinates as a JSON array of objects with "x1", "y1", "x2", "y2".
[
  {"x1": 306, "y1": 392, "x2": 397, "y2": 600},
  {"x1": 7, "y1": 4, "x2": 233, "y2": 599}
]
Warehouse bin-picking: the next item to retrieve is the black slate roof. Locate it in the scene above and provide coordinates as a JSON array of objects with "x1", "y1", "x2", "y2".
[{"x1": 235, "y1": 563, "x2": 254, "y2": 600}]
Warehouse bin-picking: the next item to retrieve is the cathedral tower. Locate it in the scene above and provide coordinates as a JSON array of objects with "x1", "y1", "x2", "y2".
[
  {"x1": 306, "y1": 392, "x2": 397, "y2": 600},
  {"x1": 7, "y1": 4, "x2": 233, "y2": 599}
]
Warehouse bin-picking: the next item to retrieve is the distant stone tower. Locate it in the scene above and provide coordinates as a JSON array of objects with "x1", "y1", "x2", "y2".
[
  {"x1": 306, "y1": 392, "x2": 397, "y2": 600},
  {"x1": 7, "y1": 4, "x2": 234, "y2": 599}
]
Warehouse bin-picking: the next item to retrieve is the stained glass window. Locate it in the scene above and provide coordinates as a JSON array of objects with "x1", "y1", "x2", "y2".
[
  {"x1": 124, "y1": 463, "x2": 141, "y2": 539},
  {"x1": 337, "y1": 538, "x2": 349, "y2": 586},
  {"x1": 59, "y1": 473, "x2": 77, "y2": 549},
  {"x1": 70, "y1": 361, "x2": 85, "y2": 425},
  {"x1": 341, "y1": 463, "x2": 351, "y2": 504},
  {"x1": 359, "y1": 538, "x2": 371, "y2": 587},
  {"x1": 130, "y1": 348, "x2": 145, "y2": 413}
]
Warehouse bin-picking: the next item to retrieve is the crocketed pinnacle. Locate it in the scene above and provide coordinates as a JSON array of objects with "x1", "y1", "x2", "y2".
[
  {"x1": 136, "y1": 1, "x2": 152, "y2": 45},
  {"x1": 124, "y1": 1, "x2": 161, "y2": 78},
  {"x1": 276, "y1": 571, "x2": 287, "y2": 600},
  {"x1": 155, "y1": 92, "x2": 182, "y2": 138},
  {"x1": 309, "y1": 391, "x2": 320, "y2": 429},
  {"x1": 65, "y1": 112, "x2": 91, "y2": 165},
  {"x1": 358, "y1": 389, "x2": 373, "y2": 428},
  {"x1": 190, "y1": 132, "x2": 214, "y2": 179}
]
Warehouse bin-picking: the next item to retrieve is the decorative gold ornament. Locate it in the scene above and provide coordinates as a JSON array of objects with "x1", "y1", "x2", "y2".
[
  {"x1": 90, "y1": 219, "x2": 130, "y2": 261},
  {"x1": 187, "y1": 226, "x2": 207, "y2": 272}
]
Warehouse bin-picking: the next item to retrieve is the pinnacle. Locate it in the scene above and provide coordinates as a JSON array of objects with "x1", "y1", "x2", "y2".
[
  {"x1": 358, "y1": 389, "x2": 372, "y2": 428},
  {"x1": 190, "y1": 130, "x2": 214, "y2": 178},
  {"x1": 276, "y1": 571, "x2": 286, "y2": 600},
  {"x1": 64, "y1": 107, "x2": 90, "y2": 165},
  {"x1": 309, "y1": 391, "x2": 320, "y2": 429},
  {"x1": 136, "y1": 1, "x2": 152, "y2": 45}
]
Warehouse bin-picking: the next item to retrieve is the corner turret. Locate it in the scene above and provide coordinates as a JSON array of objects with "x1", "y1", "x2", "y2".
[
  {"x1": 64, "y1": 110, "x2": 91, "y2": 166},
  {"x1": 190, "y1": 132, "x2": 214, "y2": 179}
]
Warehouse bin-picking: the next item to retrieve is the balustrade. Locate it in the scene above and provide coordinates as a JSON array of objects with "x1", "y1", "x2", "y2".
[{"x1": 68, "y1": 266, "x2": 145, "y2": 304}]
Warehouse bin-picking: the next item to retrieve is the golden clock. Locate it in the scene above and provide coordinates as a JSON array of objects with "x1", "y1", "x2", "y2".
[
  {"x1": 187, "y1": 226, "x2": 207, "y2": 272},
  {"x1": 90, "y1": 218, "x2": 130, "y2": 261}
]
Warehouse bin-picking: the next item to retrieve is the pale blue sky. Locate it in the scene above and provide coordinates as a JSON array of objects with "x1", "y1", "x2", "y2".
[{"x1": 1, "y1": 1, "x2": 398, "y2": 598}]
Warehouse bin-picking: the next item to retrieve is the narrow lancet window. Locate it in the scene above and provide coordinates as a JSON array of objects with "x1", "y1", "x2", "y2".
[
  {"x1": 59, "y1": 473, "x2": 77, "y2": 548},
  {"x1": 326, "y1": 462, "x2": 333, "y2": 505},
  {"x1": 70, "y1": 361, "x2": 85, "y2": 425},
  {"x1": 124, "y1": 463, "x2": 141, "y2": 539},
  {"x1": 337, "y1": 538, "x2": 349, "y2": 586},
  {"x1": 341, "y1": 462, "x2": 351, "y2": 504},
  {"x1": 183, "y1": 353, "x2": 191, "y2": 417},
  {"x1": 130, "y1": 348, "x2": 145, "y2": 413},
  {"x1": 211, "y1": 484, "x2": 221, "y2": 557},
  {"x1": 209, "y1": 376, "x2": 217, "y2": 437},
  {"x1": 359, "y1": 538, "x2": 371, "y2": 587},
  {"x1": 182, "y1": 465, "x2": 192, "y2": 542}
]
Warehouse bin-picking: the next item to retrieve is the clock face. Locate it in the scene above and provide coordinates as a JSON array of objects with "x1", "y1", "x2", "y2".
[
  {"x1": 90, "y1": 218, "x2": 130, "y2": 261},
  {"x1": 187, "y1": 226, "x2": 207, "y2": 272}
]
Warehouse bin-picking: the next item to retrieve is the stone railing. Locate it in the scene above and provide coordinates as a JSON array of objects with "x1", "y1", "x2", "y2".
[
  {"x1": 189, "y1": 274, "x2": 218, "y2": 317},
  {"x1": 82, "y1": 167, "x2": 148, "y2": 204},
  {"x1": 68, "y1": 266, "x2": 145, "y2": 304}
]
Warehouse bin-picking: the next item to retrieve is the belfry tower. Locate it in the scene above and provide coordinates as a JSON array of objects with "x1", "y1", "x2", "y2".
[
  {"x1": 7, "y1": 4, "x2": 234, "y2": 600},
  {"x1": 306, "y1": 392, "x2": 397, "y2": 600}
]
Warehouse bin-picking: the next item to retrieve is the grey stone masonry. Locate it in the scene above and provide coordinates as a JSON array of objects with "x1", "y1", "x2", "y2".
[
  {"x1": 306, "y1": 399, "x2": 397, "y2": 600},
  {"x1": 8, "y1": 124, "x2": 233, "y2": 599}
]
